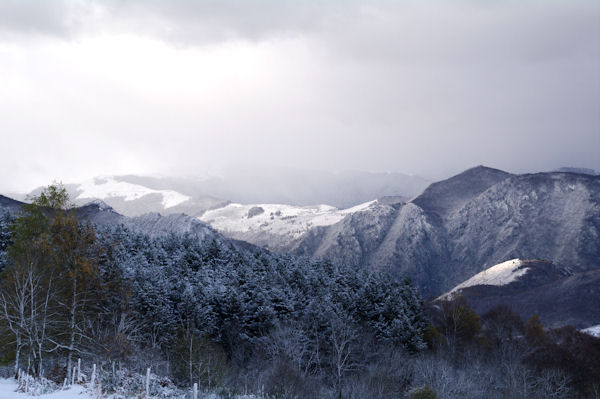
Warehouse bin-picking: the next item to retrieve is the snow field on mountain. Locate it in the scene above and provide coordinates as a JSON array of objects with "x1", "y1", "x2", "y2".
[
  {"x1": 200, "y1": 200, "x2": 376, "y2": 239},
  {"x1": 582, "y1": 325, "x2": 600, "y2": 338},
  {"x1": 76, "y1": 177, "x2": 190, "y2": 208},
  {"x1": 439, "y1": 259, "x2": 529, "y2": 300}
]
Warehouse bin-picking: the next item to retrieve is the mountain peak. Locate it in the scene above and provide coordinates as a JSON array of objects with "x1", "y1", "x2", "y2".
[
  {"x1": 411, "y1": 166, "x2": 512, "y2": 217},
  {"x1": 81, "y1": 199, "x2": 114, "y2": 212}
]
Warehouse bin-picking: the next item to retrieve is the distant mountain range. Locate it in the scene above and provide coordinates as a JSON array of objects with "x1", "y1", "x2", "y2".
[
  {"x1": 19, "y1": 168, "x2": 429, "y2": 217},
  {"x1": 3, "y1": 165, "x2": 599, "y2": 330},
  {"x1": 284, "y1": 167, "x2": 600, "y2": 298}
]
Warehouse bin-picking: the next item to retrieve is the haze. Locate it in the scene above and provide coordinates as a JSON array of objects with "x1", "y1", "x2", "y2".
[{"x1": 1, "y1": 0, "x2": 599, "y2": 193}]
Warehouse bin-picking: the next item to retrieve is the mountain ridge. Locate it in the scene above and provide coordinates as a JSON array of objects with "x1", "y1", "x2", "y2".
[{"x1": 283, "y1": 167, "x2": 600, "y2": 297}]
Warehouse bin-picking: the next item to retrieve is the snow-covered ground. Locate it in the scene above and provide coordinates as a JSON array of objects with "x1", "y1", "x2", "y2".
[
  {"x1": 200, "y1": 200, "x2": 376, "y2": 239},
  {"x1": 581, "y1": 324, "x2": 600, "y2": 338},
  {"x1": 76, "y1": 177, "x2": 190, "y2": 209},
  {"x1": 0, "y1": 379, "x2": 89, "y2": 399},
  {"x1": 438, "y1": 259, "x2": 529, "y2": 300},
  {"x1": 0, "y1": 378, "x2": 262, "y2": 399}
]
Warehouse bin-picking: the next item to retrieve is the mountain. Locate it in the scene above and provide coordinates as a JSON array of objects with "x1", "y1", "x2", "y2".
[
  {"x1": 554, "y1": 167, "x2": 598, "y2": 175},
  {"x1": 0, "y1": 194, "x2": 23, "y2": 214},
  {"x1": 9, "y1": 166, "x2": 600, "y2": 302},
  {"x1": 1, "y1": 195, "x2": 223, "y2": 244},
  {"x1": 281, "y1": 167, "x2": 600, "y2": 298},
  {"x1": 199, "y1": 200, "x2": 377, "y2": 250},
  {"x1": 436, "y1": 259, "x2": 600, "y2": 330},
  {"x1": 411, "y1": 166, "x2": 512, "y2": 218},
  {"x1": 101, "y1": 167, "x2": 429, "y2": 209},
  {"x1": 21, "y1": 167, "x2": 428, "y2": 217},
  {"x1": 27, "y1": 176, "x2": 229, "y2": 218},
  {"x1": 187, "y1": 167, "x2": 429, "y2": 208}
]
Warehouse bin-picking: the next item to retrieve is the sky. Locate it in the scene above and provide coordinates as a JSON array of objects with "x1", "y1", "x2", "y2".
[{"x1": 1, "y1": 0, "x2": 599, "y2": 193}]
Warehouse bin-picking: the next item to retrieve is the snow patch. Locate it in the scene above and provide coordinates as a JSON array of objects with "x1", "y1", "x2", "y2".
[
  {"x1": 76, "y1": 177, "x2": 190, "y2": 209},
  {"x1": 439, "y1": 259, "x2": 528, "y2": 300},
  {"x1": 0, "y1": 379, "x2": 88, "y2": 399},
  {"x1": 200, "y1": 200, "x2": 376, "y2": 239},
  {"x1": 581, "y1": 324, "x2": 600, "y2": 338}
]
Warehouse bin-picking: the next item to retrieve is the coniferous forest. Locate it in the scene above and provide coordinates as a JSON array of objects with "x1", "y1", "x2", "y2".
[{"x1": 0, "y1": 185, "x2": 599, "y2": 398}]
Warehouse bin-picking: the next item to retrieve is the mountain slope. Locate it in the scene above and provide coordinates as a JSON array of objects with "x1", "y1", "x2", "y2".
[
  {"x1": 0, "y1": 194, "x2": 23, "y2": 214},
  {"x1": 412, "y1": 165, "x2": 512, "y2": 218},
  {"x1": 286, "y1": 167, "x2": 600, "y2": 297},
  {"x1": 437, "y1": 259, "x2": 599, "y2": 329},
  {"x1": 200, "y1": 201, "x2": 377, "y2": 250},
  {"x1": 27, "y1": 176, "x2": 229, "y2": 218},
  {"x1": 1, "y1": 195, "x2": 223, "y2": 244}
]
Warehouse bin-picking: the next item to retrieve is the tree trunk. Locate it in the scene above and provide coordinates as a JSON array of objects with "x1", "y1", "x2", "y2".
[{"x1": 66, "y1": 274, "x2": 77, "y2": 384}]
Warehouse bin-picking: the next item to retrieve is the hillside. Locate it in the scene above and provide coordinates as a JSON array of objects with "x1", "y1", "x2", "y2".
[
  {"x1": 286, "y1": 167, "x2": 600, "y2": 297},
  {"x1": 437, "y1": 259, "x2": 600, "y2": 330}
]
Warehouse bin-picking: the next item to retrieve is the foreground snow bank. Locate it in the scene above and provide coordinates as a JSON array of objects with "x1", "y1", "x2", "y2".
[
  {"x1": 0, "y1": 378, "x2": 89, "y2": 399},
  {"x1": 0, "y1": 378, "x2": 263, "y2": 399}
]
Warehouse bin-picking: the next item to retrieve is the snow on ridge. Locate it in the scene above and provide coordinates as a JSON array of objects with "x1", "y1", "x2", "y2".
[
  {"x1": 76, "y1": 177, "x2": 190, "y2": 209},
  {"x1": 200, "y1": 200, "x2": 376, "y2": 239},
  {"x1": 582, "y1": 324, "x2": 600, "y2": 338},
  {"x1": 439, "y1": 259, "x2": 528, "y2": 300}
]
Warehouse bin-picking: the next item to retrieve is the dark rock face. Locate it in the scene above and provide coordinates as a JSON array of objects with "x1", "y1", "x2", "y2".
[
  {"x1": 288, "y1": 167, "x2": 600, "y2": 298},
  {"x1": 438, "y1": 260, "x2": 600, "y2": 329}
]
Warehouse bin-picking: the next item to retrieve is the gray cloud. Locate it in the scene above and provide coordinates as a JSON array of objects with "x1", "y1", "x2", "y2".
[{"x1": 0, "y1": 0, "x2": 598, "y2": 192}]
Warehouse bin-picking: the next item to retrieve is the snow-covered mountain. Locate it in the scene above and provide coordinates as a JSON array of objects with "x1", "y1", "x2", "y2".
[
  {"x1": 76, "y1": 176, "x2": 191, "y2": 208},
  {"x1": 27, "y1": 176, "x2": 229, "y2": 218},
  {"x1": 583, "y1": 325, "x2": 600, "y2": 338},
  {"x1": 75, "y1": 200, "x2": 219, "y2": 242},
  {"x1": 11, "y1": 166, "x2": 600, "y2": 303},
  {"x1": 437, "y1": 259, "x2": 529, "y2": 300},
  {"x1": 436, "y1": 258, "x2": 600, "y2": 330},
  {"x1": 21, "y1": 167, "x2": 428, "y2": 217},
  {"x1": 284, "y1": 166, "x2": 600, "y2": 298},
  {"x1": 71, "y1": 168, "x2": 428, "y2": 209},
  {"x1": 199, "y1": 201, "x2": 376, "y2": 250}
]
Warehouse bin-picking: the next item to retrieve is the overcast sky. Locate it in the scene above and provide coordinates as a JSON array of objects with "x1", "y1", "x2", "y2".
[{"x1": 1, "y1": 0, "x2": 599, "y2": 193}]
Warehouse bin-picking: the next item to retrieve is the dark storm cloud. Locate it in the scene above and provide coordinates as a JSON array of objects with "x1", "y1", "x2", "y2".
[{"x1": 0, "y1": 0, "x2": 598, "y2": 192}]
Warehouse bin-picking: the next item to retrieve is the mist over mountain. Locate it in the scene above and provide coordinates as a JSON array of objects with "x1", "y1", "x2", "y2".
[
  {"x1": 19, "y1": 167, "x2": 429, "y2": 218},
  {"x1": 111, "y1": 167, "x2": 429, "y2": 209}
]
